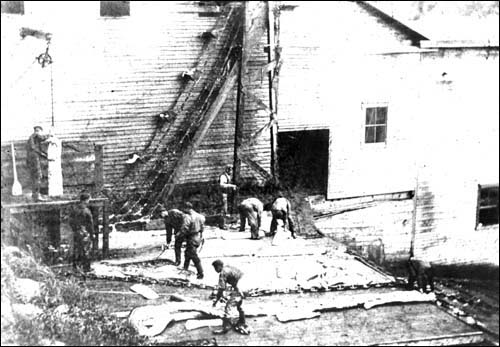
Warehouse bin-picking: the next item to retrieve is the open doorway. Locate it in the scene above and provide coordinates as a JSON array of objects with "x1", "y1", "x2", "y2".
[{"x1": 278, "y1": 129, "x2": 329, "y2": 194}]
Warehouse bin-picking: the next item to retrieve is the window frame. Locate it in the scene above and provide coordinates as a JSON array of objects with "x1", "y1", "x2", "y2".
[
  {"x1": 1, "y1": 1, "x2": 24, "y2": 15},
  {"x1": 361, "y1": 102, "x2": 389, "y2": 146},
  {"x1": 100, "y1": 1, "x2": 130, "y2": 18},
  {"x1": 476, "y1": 183, "x2": 499, "y2": 229}
]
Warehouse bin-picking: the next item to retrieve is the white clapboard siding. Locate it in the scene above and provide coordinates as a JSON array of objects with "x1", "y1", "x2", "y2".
[{"x1": 1, "y1": 1, "x2": 273, "y2": 192}]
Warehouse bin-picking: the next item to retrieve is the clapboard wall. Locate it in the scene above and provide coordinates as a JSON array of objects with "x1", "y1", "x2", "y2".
[
  {"x1": 1, "y1": 1, "x2": 272, "y2": 195},
  {"x1": 276, "y1": 2, "x2": 499, "y2": 266},
  {"x1": 413, "y1": 47, "x2": 499, "y2": 266},
  {"x1": 278, "y1": 2, "x2": 422, "y2": 199},
  {"x1": 1, "y1": 141, "x2": 103, "y2": 197}
]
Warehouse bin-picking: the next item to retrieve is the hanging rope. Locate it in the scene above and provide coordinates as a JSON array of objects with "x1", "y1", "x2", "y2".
[
  {"x1": 50, "y1": 61, "x2": 54, "y2": 126},
  {"x1": 8, "y1": 58, "x2": 37, "y2": 89},
  {"x1": 35, "y1": 40, "x2": 55, "y2": 126}
]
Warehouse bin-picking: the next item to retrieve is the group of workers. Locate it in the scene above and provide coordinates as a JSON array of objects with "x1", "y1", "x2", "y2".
[
  {"x1": 27, "y1": 126, "x2": 292, "y2": 336},
  {"x1": 155, "y1": 165, "x2": 296, "y2": 335}
]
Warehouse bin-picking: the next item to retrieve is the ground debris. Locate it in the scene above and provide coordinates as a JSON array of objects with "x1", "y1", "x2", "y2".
[
  {"x1": 185, "y1": 319, "x2": 223, "y2": 330},
  {"x1": 130, "y1": 284, "x2": 160, "y2": 300},
  {"x1": 275, "y1": 309, "x2": 320, "y2": 322}
]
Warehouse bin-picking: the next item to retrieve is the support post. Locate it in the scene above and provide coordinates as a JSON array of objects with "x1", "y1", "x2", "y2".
[
  {"x1": 1, "y1": 207, "x2": 12, "y2": 245},
  {"x1": 267, "y1": 0, "x2": 279, "y2": 183},
  {"x1": 102, "y1": 199, "x2": 109, "y2": 258},
  {"x1": 233, "y1": 1, "x2": 249, "y2": 188}
]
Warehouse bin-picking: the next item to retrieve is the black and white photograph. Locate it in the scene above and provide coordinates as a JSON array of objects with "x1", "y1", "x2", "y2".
[{"x1": 1, "y1": 1, "x2": 499, "y2": 346}]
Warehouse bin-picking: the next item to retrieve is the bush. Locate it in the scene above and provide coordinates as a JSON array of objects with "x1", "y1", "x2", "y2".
[{"x1": 1, "y1": 245, "x2": 149, "y2": 346}]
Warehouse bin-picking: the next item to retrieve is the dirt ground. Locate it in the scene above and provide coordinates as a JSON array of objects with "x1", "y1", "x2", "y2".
[{"x1": 49, "y1": 220, "x2": 499, "y2": 346}]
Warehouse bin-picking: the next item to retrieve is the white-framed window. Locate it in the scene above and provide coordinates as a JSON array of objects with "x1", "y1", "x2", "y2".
[
  {"x1": 476, "y1": 184, "x2": 499, "y2": 228},
  {"x1": 1, "y1": 1, "x2": 24, "y2": 14},
  {"x1": 100, "y1": 1, "x2": 130, "y2": 17},
  {"x1": 362, "y1": 102, "x2": 388, "y2": 144}
]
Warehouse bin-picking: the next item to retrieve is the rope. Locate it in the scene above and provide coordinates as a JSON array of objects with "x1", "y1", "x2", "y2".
[
  {"x1": 8, "y1": 58, "x2": 37, "y2": 89},
  {"x1": 50, "y1": 62, "x2": 54, "y2": 126}
]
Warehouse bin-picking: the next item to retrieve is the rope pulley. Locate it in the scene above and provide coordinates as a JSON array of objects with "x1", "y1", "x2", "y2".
[{"x1": 36, "y1": 43, "x2": 52, "y2": 68}]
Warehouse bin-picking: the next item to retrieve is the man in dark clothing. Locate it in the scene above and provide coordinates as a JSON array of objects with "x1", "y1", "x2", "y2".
[
  {"x1": 264, "y1": 196, "x2": 296, "y2": 239},
  {"x1": 161, "y1": 207, "x2": 190, "y2": 266},
  {"x1": 26, "y1": 126, "x2": 50, "y2": 201},
  {"x1": 182, "y1": 202, "x2": 205, "y2": 279},
  {"x1": 212, "y1": 259, "x2": 249, "y2": 335},
  {"x1": 69, "y1": 192, "x2": 94, "y2": 272},
  {"x1": 407, "y1": 255, "x2": 435, "y2": 293},
  {"x1": 238, "y1": 198, "x2": 263, "y2": 239}
]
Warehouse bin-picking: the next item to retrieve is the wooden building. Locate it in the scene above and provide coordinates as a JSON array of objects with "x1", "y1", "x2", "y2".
[
  {"x1": 278, "y1": 1, "x2": 499, "y2": 266},
  {"x1": 2, "y1": 1, "x2": 498, "y2": 266}
]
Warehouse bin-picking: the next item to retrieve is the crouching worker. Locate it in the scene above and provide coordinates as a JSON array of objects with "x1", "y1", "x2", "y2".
[
  {"x1": 212, "y1": 259, "x2": 249, "y2": 335},
  {"x1": 183, "y1": 202, "x2": 205, "y2": 279},
  {"x1": 407, "y1": 255, "x2": 435, "y2": 293},
  {"x1": 160, "y1": 206, "x2": 190, "y2": 266},
  {"x1": 238, "y1": 198, "x2": 263, "y2": 240},
  {"x1": 264, "y1": 196, "x2": 296, "y2": 239},
  {"x1": 70, "y1": 192, "x2": 94, "y2": 273}
]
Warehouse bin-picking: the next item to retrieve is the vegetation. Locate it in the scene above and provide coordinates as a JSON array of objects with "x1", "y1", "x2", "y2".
[{"x1": 1, "y1": 245, "x2": 149, "y2": 346}]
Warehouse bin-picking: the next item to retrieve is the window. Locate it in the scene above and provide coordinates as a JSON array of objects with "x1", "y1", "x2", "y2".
[
  {"x1": 477, "y1": 184, "x2": 499, "y2": 227},
  {"x1": 100, "y1": 1, "x2": 129, "y2": 17},
  {"x1": 365, "y1": 106, "x2": 388, "y2": 143},
  {"x1": 1, "y1": 1, "x2": 24, "y2": 14}
]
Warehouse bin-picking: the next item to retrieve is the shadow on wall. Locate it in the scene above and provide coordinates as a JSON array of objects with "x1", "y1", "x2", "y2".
[{"x1": 386, "y1": 260, "x2": 499, "y2": 281}]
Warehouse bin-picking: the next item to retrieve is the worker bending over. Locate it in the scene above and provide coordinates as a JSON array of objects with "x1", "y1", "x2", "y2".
[
  {"x1": 238, "y1": 197, "x2": 263, "y2": 240},
  {"x1": 265, "y1": 196, "x2": 296, "y2": 239},
  {"x1": 212, "y1": 259, "x2": 249, "y2": 335}
]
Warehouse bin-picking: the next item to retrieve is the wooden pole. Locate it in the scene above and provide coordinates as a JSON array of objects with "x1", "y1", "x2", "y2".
[
  {"x1": 160, "y1": 61, "x2": 241, "y2": 202},
  {"x1": 102, "y1": 199, "x2": 109, "y2": 258},
  {"x1": 267, "y1": 0, "x2": 279, "y2": 183},
  {"x1": 232, "y1": 1, "x2": 248, "y2": 188}
]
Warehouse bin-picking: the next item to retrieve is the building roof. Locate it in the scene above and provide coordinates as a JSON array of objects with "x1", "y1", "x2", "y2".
[
  {"x1": 366, "y1": 1, "x2": 499, "y2": 46},
  {"x1": 356, "y1": 1, "x2": 429, "y2": 46}
]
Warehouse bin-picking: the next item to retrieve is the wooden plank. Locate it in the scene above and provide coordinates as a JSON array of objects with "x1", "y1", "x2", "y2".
[
  {"x1": 160, "y1": 61, "x2": 240, "y2": 201},
  {"x1": 374, "y1": 331, "x2": 484, "y2": 346},
  {"x1": 241, "y1": 154, "x2": 273, "y2": 181},
  {"x1": 3, "y1": 197, "x2": 108, "y2": 209}
]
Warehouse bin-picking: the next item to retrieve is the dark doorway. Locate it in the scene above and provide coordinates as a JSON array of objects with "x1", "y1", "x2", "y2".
[{"x1": 278, "y1": 129, "x2": 329, "y2": 194}]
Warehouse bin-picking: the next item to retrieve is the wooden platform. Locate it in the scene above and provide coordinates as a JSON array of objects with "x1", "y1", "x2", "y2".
[
  {"x1": 1, "y1": 196, "x2": 110, "y2": 258},
  {"x1": 154, "y1": 289, "x2": 485, "y2": 346}
]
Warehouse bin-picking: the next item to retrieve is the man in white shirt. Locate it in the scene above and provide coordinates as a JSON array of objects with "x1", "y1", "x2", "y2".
[{"x1": 218, "y1": 166, "x2": 237, "y2": 229}]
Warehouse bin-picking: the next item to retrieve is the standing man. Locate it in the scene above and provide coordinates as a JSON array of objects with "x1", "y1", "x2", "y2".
[
  {"x1": 265, "y1": 196, "x2": 296, "y2": 239},
  {"x1": 160, "y1": 206, "x2": 190, "y2": 266},
  {"x1": 69, "y1": 192, "x2": 94, "y2": 273},
  {"x1": 212, "y1": 259, "x2": 249, "y2": 335},
  {"x1": 182, "y1": 202, "x2": 205, "y2": 279},
  {"x1": 219, "y1": 166, "x2": 237, "y2": 229},
  {"x1": 26, "y1": 125, "x2": 50, "y2": 201},
  {"x1": 238, "y1": 197, "x2": 263, "y2": 240}
]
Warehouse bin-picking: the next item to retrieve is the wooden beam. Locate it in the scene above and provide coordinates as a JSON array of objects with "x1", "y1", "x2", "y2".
[
  {"x1": 94, "y1": 145, "x2": 104, "y2": 193},
  {"x1": 267, "y1": 0, "x2": 279, "y2": 183},
  {"x1": 374, "y1": 331, "x2": 484, "y2": 346},
  {"x1": 241, "y1": 154, "x2": 273, "y2": 181},
  {"x1": 233, "y1": 1, "x2": 249, "y2": 187},
  {"x1": 102, "y1": 199, "x2": 109, "y2": 258},
  {"x1": 237, "y1": 118, "x2": 276, "y2": 156},
  {"x1": 160, "y1": 61, "x2": 240, "y2": 202}
]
